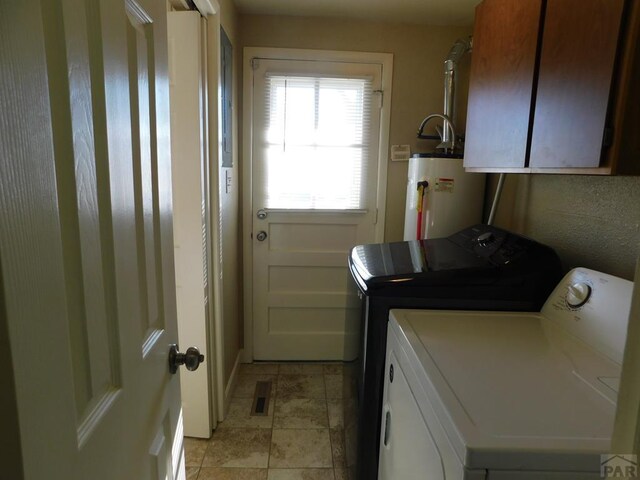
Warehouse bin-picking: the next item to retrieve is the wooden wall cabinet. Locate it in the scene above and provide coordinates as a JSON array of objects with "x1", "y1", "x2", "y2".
[{"x1": 464, "y1": 0, "x2": 640, "y2": 175}]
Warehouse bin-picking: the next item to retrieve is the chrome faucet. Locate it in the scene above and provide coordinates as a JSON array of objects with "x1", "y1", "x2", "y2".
[{"x1": 417, "y1": 113, "x2": 457, "y2": 153}]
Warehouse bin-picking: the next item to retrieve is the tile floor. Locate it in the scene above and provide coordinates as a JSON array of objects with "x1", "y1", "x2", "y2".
[{"x1": 185, "y1": 362, "x2": 350, "y2": 480}]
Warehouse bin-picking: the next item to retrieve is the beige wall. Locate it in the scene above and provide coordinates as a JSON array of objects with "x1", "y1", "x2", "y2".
[
  {"x1": 238, "y1": 14, "x2": 473, "y2": 242},
  {"x1": 219, "y1": 0, "x2": 237, "y2": 41},
  {"x1": 489, "y1": 173, "x2": 640, "y2": 280},
  {"x1": 217, "y1": 0, "x2": 243, "y2": 384}
]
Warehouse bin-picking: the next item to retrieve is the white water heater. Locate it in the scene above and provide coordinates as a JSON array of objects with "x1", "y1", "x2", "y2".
[{"x1": 403, "y1": 155, "x2": 485, "y2": 240}]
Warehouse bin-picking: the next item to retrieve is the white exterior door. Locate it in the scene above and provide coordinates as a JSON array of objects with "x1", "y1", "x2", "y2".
[
  {"x1": 250, "y1": 57, "x2": 385, "y2": 360},
  {"x1": 0, "y1": 1, "x2": 188, "y2": 479}
]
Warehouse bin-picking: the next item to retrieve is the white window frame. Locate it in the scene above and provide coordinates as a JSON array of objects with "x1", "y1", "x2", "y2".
[{"x1": 241, "y1": 47, "x2": 393, "y2": 362}]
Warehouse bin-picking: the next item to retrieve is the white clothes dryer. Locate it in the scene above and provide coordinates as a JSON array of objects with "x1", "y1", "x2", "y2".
[{"x1": 379, "y1": 268, "x2": 633, "y2": 479}]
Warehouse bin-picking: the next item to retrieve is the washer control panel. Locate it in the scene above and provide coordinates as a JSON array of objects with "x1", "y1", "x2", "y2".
[
  {"x1": 565, "y1": 282, "x2": 592, "y2": 309},
  {"x1": 450, "y1": 224, "x2": 542, "y2": 266},
  {"x1": 542, "y1": 268, "x2": 633, "y2": 364},
  {"x1": 476, "y1": 232, "x2": 495, "y2": 247}
]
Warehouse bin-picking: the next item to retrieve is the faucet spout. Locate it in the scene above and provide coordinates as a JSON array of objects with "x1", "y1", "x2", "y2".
[{"x1": 417, "y1": 113, "x2": 457, "y2": 153}]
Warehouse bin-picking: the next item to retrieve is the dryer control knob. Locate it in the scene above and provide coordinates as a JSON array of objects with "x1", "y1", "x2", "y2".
[{"x1": 566, "y1": 282, "x2": 592, "y2": 309}]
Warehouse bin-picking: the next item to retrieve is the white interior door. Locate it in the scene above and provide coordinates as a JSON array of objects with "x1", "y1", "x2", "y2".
[
  {"x1": 0, "y1": 1, "x2": 189, "y2": 478},
  {"x1": 168, "y1": 10, "x2": 215, "y2": 439},
  {"x1": 251, "y1": 58, "x2": 383, "y2": 360}
]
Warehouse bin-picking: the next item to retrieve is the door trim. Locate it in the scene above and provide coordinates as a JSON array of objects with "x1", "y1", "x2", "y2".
[{"x1": 241, "y1": 47, "x2": 393, "y2": 362}]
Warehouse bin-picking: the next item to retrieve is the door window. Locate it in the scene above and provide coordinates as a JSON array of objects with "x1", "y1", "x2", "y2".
[{"x1": 262, "y1": 74, "x2": 373, "y2": 210}]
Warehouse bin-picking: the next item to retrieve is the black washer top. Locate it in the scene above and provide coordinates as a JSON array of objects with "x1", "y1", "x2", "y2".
[{"x1": 348, "y1": 224, "x2": 562, "y2": 309}]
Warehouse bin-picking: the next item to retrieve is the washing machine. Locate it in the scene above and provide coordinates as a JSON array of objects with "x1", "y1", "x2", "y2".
[
  {"x1": 379, "y1": 268, "x2": 633, "y2": 479},
  {"x1": 346, "y1": 224, "x2": 563, "y2": 480}
]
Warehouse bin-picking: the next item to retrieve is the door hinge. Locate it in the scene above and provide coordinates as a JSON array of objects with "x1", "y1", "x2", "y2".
[
  {"x1": 373, "y1": 208, "x2": 379, "y2": 225},
  {"x1": 373, "y1": 89, "x2": 383, "y2": 109},
  {"x1": 251, "y1": 58, "x2": 260, "y2": 70}
]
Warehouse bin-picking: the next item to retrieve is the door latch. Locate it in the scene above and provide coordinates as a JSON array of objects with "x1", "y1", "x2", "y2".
[{"x1": 168, "y1": 344, "x2": 204, "y2": 374}]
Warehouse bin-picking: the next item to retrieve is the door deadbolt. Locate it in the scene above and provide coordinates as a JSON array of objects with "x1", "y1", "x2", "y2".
[
  {"x1": 256, "y1": 231, "x2": 268, "y2": 242},
  {"x1": 257, "y1": 209, "x2": 267, "y2": 219},
  {"x1": 168, "y1": 344, "x2": 204, "y2": 374}
]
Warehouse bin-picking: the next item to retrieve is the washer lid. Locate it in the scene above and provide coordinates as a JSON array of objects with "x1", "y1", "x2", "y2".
[{"x1": 390, "y1": 308, "x2": 621, "y2": 472}]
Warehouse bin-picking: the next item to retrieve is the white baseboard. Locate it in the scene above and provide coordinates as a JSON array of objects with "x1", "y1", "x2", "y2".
[{"x1": 223, "y1": 349, "x2": 242, "y2": 418}]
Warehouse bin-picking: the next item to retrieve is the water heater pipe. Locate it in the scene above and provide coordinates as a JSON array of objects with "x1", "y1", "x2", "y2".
[
  {"x1": 442, "y1": 36, "x2": 473, "y2": 148},
  {"x1": 415, "y1": 181, "x2": 429, "y2": 240},
  {"x1": 487, "y1": 173, "x2": 506, "y2": 226}
]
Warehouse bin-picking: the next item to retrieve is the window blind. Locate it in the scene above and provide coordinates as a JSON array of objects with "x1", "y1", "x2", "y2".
[{"x1": 262, "y1": 74, "x2": 373, "y2": 210}]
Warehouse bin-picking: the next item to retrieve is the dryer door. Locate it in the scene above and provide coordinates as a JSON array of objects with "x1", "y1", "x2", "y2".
[{"x1": 378, "y1": 348, "x2": 446, "y2": 479}]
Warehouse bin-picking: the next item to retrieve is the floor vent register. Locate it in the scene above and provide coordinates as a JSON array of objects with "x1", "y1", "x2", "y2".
[{"x1": 251, "y1": 381, "x2": 272, "y2": 416}]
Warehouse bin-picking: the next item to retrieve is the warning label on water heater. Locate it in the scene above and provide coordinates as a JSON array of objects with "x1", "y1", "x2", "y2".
[{"x1": 435, "y1": 178, "x2": 454, "y2": 193}]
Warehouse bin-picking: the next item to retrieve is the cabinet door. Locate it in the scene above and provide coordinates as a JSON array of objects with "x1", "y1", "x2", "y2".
[
  {"x1": 529, "y1": 0, "x2": 625, "y2": 168},
  {"x1": 464, "y1": 0, "x2": 543, "y2": 169}
]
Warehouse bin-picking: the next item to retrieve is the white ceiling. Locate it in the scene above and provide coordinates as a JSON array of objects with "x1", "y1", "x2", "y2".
[{"x1": 233, "y1": 0, "x2": 481, "y2": 26}]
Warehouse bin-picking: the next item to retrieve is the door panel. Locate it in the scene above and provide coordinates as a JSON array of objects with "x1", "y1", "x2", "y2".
[
  {"x1": 127, "y1": 1, "x2": 168, "y2": 352},
  {"x1": 52, "y1": 0, "x2": 122, "y2": 426},
  {"x1": 254, "y1": 212, "x2": 365, "y2": 360},
  {"x1": 268, "y1": 307, "x2": 359, "y2": 332},
  {"x1": 251, "y1": 58, "x2": 382, "y2": 360},
  {"x1": 269, "y1": 266, "x2": 350, "y2": 292},
  {"x1": 269, "y1": 222, "x2": 359, "y2": 252},
  {"x1": 0, "y1": 0, "x2": 184, "y2": 478}
]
